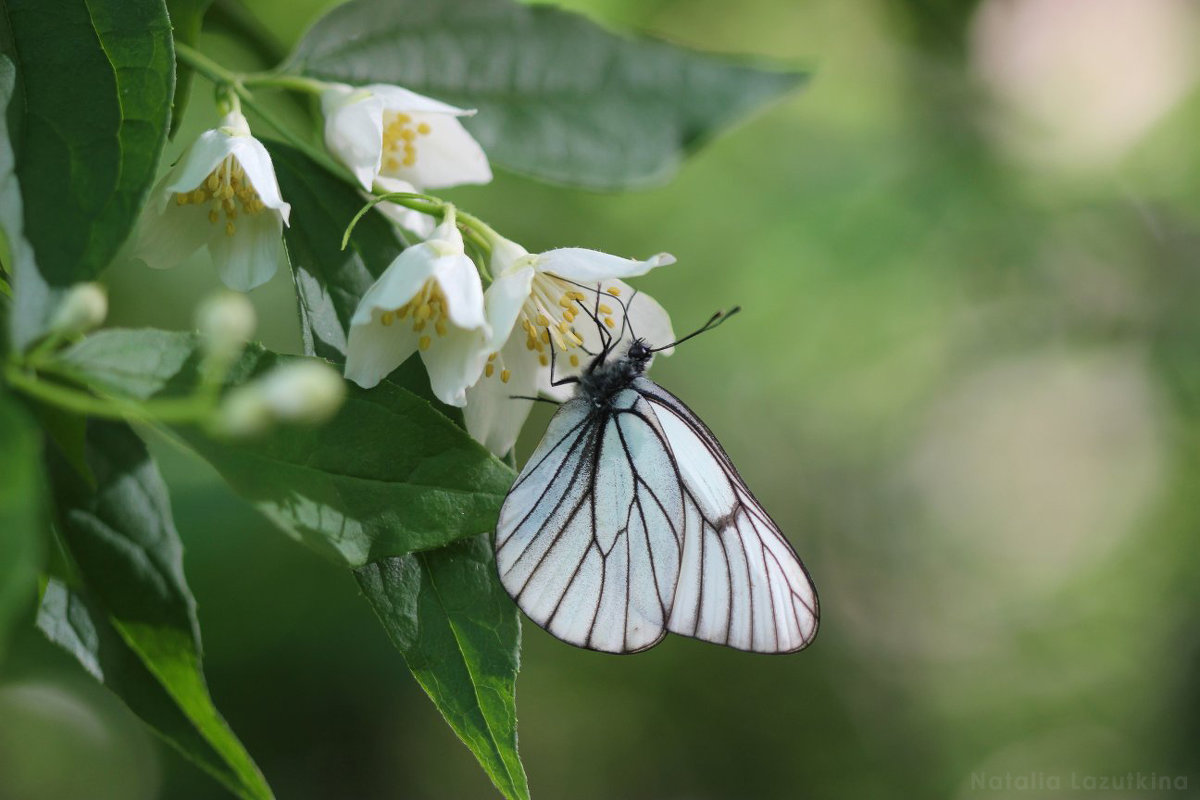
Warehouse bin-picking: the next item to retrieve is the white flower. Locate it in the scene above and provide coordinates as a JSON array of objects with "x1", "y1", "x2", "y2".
[
  {"x1": 49, "y1": 283, "x2": 107, "y2": 336},
  {"x1": 320, "y1": 83, "x2": 492, "y2": 193},
  {"x1": 195, "y1": 290, "x2": 256, "y2": 359},
  {"x1": 464, "y1": 237, "x2": 675, "y2": 456},
  {"x1": 344, "y1": 209, "x2": 491, "y2": 406},
  {"x1": 214, "y1": 360, "x2": 345, "y2": 437},
  {"x1": 131, "y1": 111, "x2": 291, "y2": 292},
  {"x1": 258, "y1": 361, "x2": 346, "y2": 424}
]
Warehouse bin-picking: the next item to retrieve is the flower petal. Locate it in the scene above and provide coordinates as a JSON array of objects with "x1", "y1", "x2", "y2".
[
  {"x1": 489, "y1": 234, "x2": 530, "y2": 276},
  {"x1": 368, "y1": 84, "x2": 474, "y2": 117},
  {"x1": 130, "y1": 202, "x2": 212, "y2": 271},
  {"x1": 422, "y1": 324, "x2": 490, "y2": 406},
  {"x1": 166, "y1": 129, "x2": 235, "y2": 194},
  {"x1": 349, "y1": 244, "x2": 441, "y2": 326},
  {"x1": 621, "y1": 283, "x2": 676, "y2": 354},
  {"x1": 464, "y1": 335, "x2": 541, "y2": 456},
  {"x1": 432, "y1": 254, "x2": 488, "y2": 332},
  {"x1": 322, "y1": 86, "x2": 385, "y2": 192},
  {"x1": 345, "y1": 312, "x2": 419, "y2": 389},
  {"x1": 207, "y1": 210, "x2": 285, "y2": 291},
  {"x1": 383, "y1": 114, "x2": 492, "y2": 190},
  {"x1": 536, "y1": 249, "x2": 675, "y2": 282},
  {"x1": 482, "y1": 264, "x2": 535, "y2": 349},
  {"x1": 229, "y1": 137, "x2": 291, "y2": 223}
]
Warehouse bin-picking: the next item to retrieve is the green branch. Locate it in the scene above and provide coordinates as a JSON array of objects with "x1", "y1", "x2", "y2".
[{"x1": 5, "y1": 364, "x2": 208, "y2": 423}]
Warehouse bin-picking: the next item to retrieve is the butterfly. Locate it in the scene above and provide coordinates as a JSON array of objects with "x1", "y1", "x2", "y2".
[{"x1": 494, "y1": 294, "x2": 819, "y2": 654}]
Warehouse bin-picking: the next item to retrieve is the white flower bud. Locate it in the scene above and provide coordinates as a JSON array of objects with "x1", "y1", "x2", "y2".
[
  {"x1": 212, "y1": 386, "x2": 272, "y2": 438},
  {"x1": 258, "y1": 361, "x2": 347, "y2": 424},
  {"x1": 50, "y1": 283, "x2": 107, "y2": 336},
  {"x1": 195, "y1": 291, "x2": 256, "y2": 358}
]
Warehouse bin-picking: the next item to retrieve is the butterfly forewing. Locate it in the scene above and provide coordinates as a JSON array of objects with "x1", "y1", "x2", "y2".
[{"x1": 495, "y1": 376, "x2": 819, "y2": 654}]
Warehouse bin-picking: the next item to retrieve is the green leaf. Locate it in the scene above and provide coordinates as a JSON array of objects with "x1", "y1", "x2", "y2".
[
  {"x1": 0, "y1": 52, "x2": 53, "y2": 354},
  {"x1": 0, "y1": 0, "x2": 173, "y2": 318},
  {"x1": 287, "y1": 0, "x2": 808, "y2": 189},
  {"x1": 25, "y1": 397, "x2": 95, "y2": 487},
  {"x1": 357, "y1": 535, "x2": 529, "y2": 800},
  {"x1": 165, "y1": 0, "x2": 213, "y2": 138},
  {"x1": 59, "y1": 327, "x2": 201, "y2": 400},
  {"x1": 43, "y1": 420, "x2": 273, "y2": 800},
  {"x1": 57, "y1": 329, "x2": 515, "y2": 566},
  {"x1": 0, "y1": 391, "x2": 44, "y2": 659},
  {"x1": 266, "y1": 140, "x2": 407, "y2": 363}
]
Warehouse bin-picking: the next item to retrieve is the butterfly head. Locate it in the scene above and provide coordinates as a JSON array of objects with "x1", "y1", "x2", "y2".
[{"x1": 625, "y1": 338, "x2": 653, "y2": 371}]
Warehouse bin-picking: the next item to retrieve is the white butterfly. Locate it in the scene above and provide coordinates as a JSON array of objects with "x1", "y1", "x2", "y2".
[{"x1": 495, "y1": 301, "x2": 819, "y2": 654}]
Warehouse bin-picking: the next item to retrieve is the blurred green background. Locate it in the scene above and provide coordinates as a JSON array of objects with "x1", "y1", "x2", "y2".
[{"x1": 4, "y1": 0, "x2": 1200, "y2": 797}]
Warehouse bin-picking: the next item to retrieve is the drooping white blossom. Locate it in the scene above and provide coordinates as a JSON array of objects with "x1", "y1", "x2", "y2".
[
  {"x1": 321, "y1": 82, "x2": 492, "y2": 193},
  {"x1": 344, "y1": 208, "x2": 491, "y2": 406},
  {"x1": 131, "y1": 111, "x2": 291, "y2": 291}
]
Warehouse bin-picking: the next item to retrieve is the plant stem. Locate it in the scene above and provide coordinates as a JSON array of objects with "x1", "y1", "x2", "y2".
[
  {"x1": 344, "y1": 192, "x2": 498, "y2": 268},
  {"x1": 4, "y1": 365, "x2": 208, "y2": 423},
  {"x1": 242, "y1": 73, "x2": 327, "y2": 95},
  {"x1": 174, "y1": 43, "x2": 359, "y2": 186},
  {"x1": 174, "y1": 41, "x2": 242, "y2": 86}
]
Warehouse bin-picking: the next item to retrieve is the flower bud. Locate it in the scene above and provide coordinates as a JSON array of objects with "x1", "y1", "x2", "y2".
[
  {"x1": 195, "y1": 291, "x2": 256, "y2": 359},
  {"x1": 49, "y1": 283, "x2": 107, "y2": 336},
  {"x1": 258, "y1": 361, "x2": 347, "y2": 424},
  {"x1": 212, "y1": 386, "x2": 272, "y2": 438}
]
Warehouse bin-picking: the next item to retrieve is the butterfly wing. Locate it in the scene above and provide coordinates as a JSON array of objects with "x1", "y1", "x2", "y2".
[
  {"x1": 632, "y1": 377, "x2": 819, "y2": 653},
  {"x1": 495, "y1": 388, "x2": 686, "y2": 652},
  {"x1": 495, "y1": 378, "x2": 819, "y2": 654}
]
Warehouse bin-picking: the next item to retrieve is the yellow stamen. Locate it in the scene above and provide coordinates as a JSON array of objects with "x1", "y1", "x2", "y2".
[
  {"x1": 208, "y1": 209, "x2": 219, "y2": 224},
  {"x1": 417, "y1": 122, "x2": 431, "y2": 135},
  {"x1": 488, "y1": 352, "x2": 497, "y2": 362},
  {"x1": 381, "y1": 311, "x2": 395, "y2": 326},
  {"x1": 500, "y1": 369, "x2": 511, "y2": 383},
  {"x1": 485, "y1": 363, "x2": 495, "y2": 378},
  {"x1": 606, "y1": 286, "x2": 621, "y2": 296},
  {"x1": 419, "y1": 335, "x2": 431, "y2": 351},
  {"x1": 604, "y1": 317, "x2": 615, "y2": 328},
  {"x1": 598, "y1": 304, "x2": 613, "y2": 315},
  {"x1": 435, "y1": 320, "x2": 447, "y2": 336},
  {"x1": 225, "y1": 221, "x2": 236, "y2": 236},
  {"x1": 540, "y1": 329, "x2": 550, "y2": 344},
  {"x1": 539, "y1": 354, "x2": 549, "y2": 367},
  {"x1": 569, "y1": 354, "x2": 580, "y2": 367}
]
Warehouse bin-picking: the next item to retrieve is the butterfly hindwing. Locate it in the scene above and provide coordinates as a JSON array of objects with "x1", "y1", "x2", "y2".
[{"x1": 635, "y1": 378, "x2": 819, "y2": 652}]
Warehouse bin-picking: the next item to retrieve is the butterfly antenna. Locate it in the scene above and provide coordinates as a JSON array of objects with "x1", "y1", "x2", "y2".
[{"x1": 650, "y1": 306, "x2": 741, "y2": 352}]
